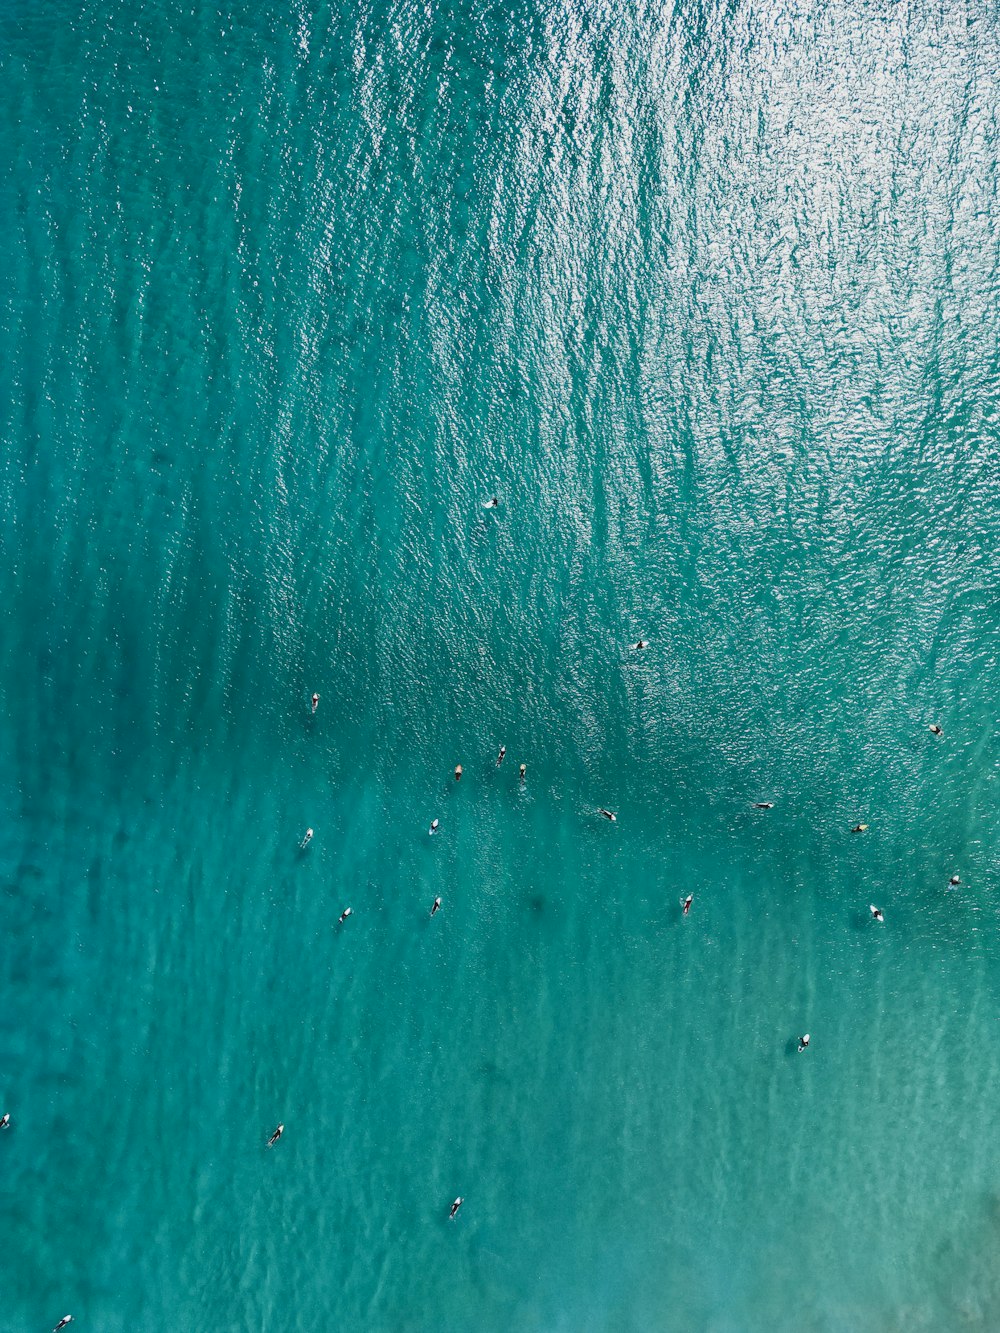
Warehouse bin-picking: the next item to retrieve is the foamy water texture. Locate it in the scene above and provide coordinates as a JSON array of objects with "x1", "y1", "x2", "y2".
[{"x1": 1, "y1": 0, "x2": 999, "y2": 1328}]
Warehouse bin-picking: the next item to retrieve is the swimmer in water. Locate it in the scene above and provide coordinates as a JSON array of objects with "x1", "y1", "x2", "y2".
[
  {"x1": 496, "y1": 745, "x2": 506, "y2": 766},
  {"x1": 597, "y1": 808, "x2": 617, "y2": 821},
  {"x1": 431, "y1": 896, "x2": 442, "y2": 917},
  {"x1": 267, "y1": 1123, "x2": 284, "y2": 1148},
  {"x1": 454, "y1": 764, "x2": 462, "y2": 781},
  {"x1": 519, "y1": 763, "x2": 526, "y2": 782},
  {"x1": 949, "y1": 874, "x2": 960, "y2": 886},
  {"x1": 311, "y1": 692, "x2": 319, "y2": 714},
  {"x1": 870, "y1": 904, "x2": 884, "y2": 923},
  {"x1": 0, "y1": 1113, "x2": 9, "y2": 1129},
  {"x1": 682, "y1": 894, "x2": 693, "y2": 915},
  {"x1": 929, "y1": 723, "x2": 943, "y2": 736},
  {"x1": 797, "y1": 1034, "x2": 810, "y2": 1053},
  {"x1": 752, "y1": 802, "x2": 774, "y2": 810},
  {"x1": 338, "y1": 907, "x2": 352, "y2": 924},
  {"x1": 449, "y1": 1196, "x2": 464, "y2": 1219},
  {"x1": 429, "y1": 818, "x2": 439, "y2": 835},
  {"x1": 300, "y1": 828, "x2": 314, "y2": 849},
  {"x1": 850, "y1": 823, "x2": 868, "y2": 834},
  {"x1": 53, "y1": 1319, "x2": 73, "y2": 1332}
]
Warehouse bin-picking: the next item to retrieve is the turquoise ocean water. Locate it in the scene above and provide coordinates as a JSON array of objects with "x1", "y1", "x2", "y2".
[{"x1": 1, "y1": 0, "x2": 999, "y2": 1328}]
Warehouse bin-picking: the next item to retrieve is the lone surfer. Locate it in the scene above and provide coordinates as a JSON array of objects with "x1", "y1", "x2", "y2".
[
  {"x1": 850, "y1": 824, "x2": 868, "y2": 834},
  {"x1": 598, "y1": 808, "x2": 617, "y2": 821},
  {"x1": 519, "y1": 763, "x2": 526, "y2": 782},
  {"x1": 633, "y1": 639, "x2": 648, "y2": 650},
  {"x1": 429, "y1": 818, "x2": 439, "y2": 835},
  {"x1": 311, "y1": 692, "x2": 319, "y2": 714},
  {"x1": 797, "y1": 1034, "x2": 810, "y2": 1053},
  {"x1": 53, "y1": 1319, "x2": 73, "y2": 1332},
  {"x1": 496, "y1": 745, "x2": 506, "y2": 766},
  {"x1": 454, "y1": 764, "x2": 463, "y2": 781},
  {"x1": 870, "y1": 904, "x2": 884, "y2": 923},
  {"x1": 682, "y1": 894, "x2": 693, "y2": 916},
  {"x1": 449, "y1": 1196, "x2": 464, "y2": 1219},
  {"x1": 338, "y1": 907, "x2": 352, "y2": 925},
  {"x1": 752, "y1": 802, "x2": 774, "y2": 810},
  {"x1": 267, "y1": 1124, "x2": 284, "y2": 1148},
  {"x1": 431, "y1": 896, "x2": 442, "y2": 917},
  {"x1": 0, "y1": 1112, "x2": 9, "y2": 1129},
  {"x1": 300, "y1": 828, "x2": 314, "y2": 849},
  {"x1": 484, "y1": 496, "x2": 499, "y2": 509},
  {"x1": 929, "y1": 723, "x2": 943, "y2": 736},
  {"x1": 949, "y1": 874, "x2": 960, "y2": 887}
]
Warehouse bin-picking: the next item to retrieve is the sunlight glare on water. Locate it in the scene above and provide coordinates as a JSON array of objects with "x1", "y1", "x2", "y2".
[{"x1": 0, "y1": 0, "x2": 999, "y2": 1328}]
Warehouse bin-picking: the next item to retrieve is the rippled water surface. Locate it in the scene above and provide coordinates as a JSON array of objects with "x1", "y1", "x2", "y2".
[{"x1": 1, "y1": 0, "x2": 999, "y2": 1328}]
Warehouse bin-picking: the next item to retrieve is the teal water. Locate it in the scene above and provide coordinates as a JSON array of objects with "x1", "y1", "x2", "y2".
[{"x1": 2, "y1": 0, "x2": 1000, "y2": 1328}]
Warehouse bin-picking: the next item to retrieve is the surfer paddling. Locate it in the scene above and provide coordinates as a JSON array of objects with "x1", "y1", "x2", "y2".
[
  {"x1": 850, "y1": 823, "x2": 868, "y2": 834},
  {"x1": 0, "y1": 1113, "x2": 8, "y2": 1129},
  {"x1": 869, "y1": 904, "x2": 884, "y2": 923},
  {"x1": 597, "y1": 808, "x2": 617, "y2": 821},
  {"x1": 949, "y1": 874, "x2": 960, "y2": 887},
  {"x1": 929, "y1": 723, "x2": 943, "y2": 736},
  {"x1": 430, "y1": 896, "x2": 442, "y2": 917},
  {"x1": 484, "y1": 496, "x2": 499, "y2": 509},
  {"x1": 338, "y1": 907, "x2": 352, "y2": 925},
  {"x1": 311, "y1": 692, "x2": 319, "y2": 714},
  {"x1": 53, "y1": 1319, "x2": 73, "y2": 1332},
  {"x1": 752, "y1": 802, "x2": 774, "y2": 810},
  {"x1": 519, "y1": 763, "x2": 526, "y2": 782},
  {"x1": 429, "y1": 818, "x2": 439, "y2": 835},
  {"x1": 797, "y1": 1034, "x2": 810, "y2": 1053},
  {"x1": 682, "y1": 894, "x2": 693, "y2": 916},
  {"x1": 496, "y1": 745, "x2": 506, "y2": 766},
  {"x1": 299, "y1": 828, "x2": 314, "y2": 849},
  {"x1": 633, "y1": 639, "x2": 648, "y2": 650},
  {"x1": 267, "y1": 1124, "x2": 284, "y2": 1148},
  {"x1": 449, "y1": 1196, "x2": 464, "y2": 1219},
  {"x1": 454, "y1": 764, "x2": 463, "y2": 781}
]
